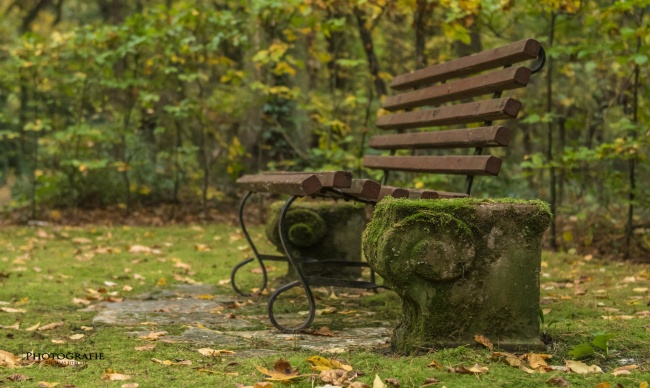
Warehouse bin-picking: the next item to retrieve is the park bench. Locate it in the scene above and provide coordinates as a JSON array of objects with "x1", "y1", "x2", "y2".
[{"x1": 234, "y1": 38, "x2": 546, "y2": 333}]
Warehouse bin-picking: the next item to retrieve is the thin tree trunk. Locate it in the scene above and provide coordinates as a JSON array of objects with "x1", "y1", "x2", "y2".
[
  {"x1": 353, "y1": 6, "x2": 387, "y2": 97},
  {"x1": 414, "y1": 0, "x2": 430, "y2": 69},
  {"x1": 547, "y1": 12, "x2": 557, "y2": 251}
]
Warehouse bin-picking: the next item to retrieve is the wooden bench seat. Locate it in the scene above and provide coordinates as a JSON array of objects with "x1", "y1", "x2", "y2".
[{"x1": 233, "y1": 38, "x2": 546, "y2": 333}]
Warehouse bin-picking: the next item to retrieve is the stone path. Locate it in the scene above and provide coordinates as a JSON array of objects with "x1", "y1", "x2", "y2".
[{"x1": 86, "y1": 284, "x2": 392, "y2": 354}]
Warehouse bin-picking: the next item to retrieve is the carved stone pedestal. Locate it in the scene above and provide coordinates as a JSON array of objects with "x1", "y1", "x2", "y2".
[{"x1": 363, "y1": 197, "x2": 551, "y2": 352}]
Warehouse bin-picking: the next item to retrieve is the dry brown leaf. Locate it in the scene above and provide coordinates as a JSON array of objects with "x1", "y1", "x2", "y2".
[
  {"x1": 0, "y1": 307, "x2": 26, "y2": 313},
  {"x1": 421, "y1": 377, "x2": 440, "y2": 387},
  {"x1": 101, "y1": 369, "x2": 131, "y2": 381},
  {"x1": 307, "y1": 355, "x2": 352, "y2": 372},
  {"x1": 121, "y1": 384, "x2": 139, "y2": 388},
  {"x1": 595, "y1": 383, "x2": 611, "y2": 388},
  {"x1": 81, "y1": 326, "x2": 93, "y2": 331},
  {"x1": 25, "y1": 322, "x2": 41, "y2": 331},
  {"x1": 385, "y1": 377, "x2": 400, "y2": 387},
  {"x1": 474, "y1": 335, "x2": 494, "y2": 350},
  {"x1": 128, "y1": 245, "x2": 153, "y2": 253},
  {"x1": 349, "y1": 382, "x2": 371, "y2": 388},
  {"x1": 546, "y1": 376, "x2": 570, "y2": 386},
  {"x1": 138, "y1": 331, "x2": 166, "y2": 341},
  {"x1": 69, "y1": 334, "x2": 84, "y2": 340},
  {"x1": 256, "y1": 358, "x2": 301, "y2": 382},
  {"x1": 38, "y1": 321, "x2": 64, "y2": 331},
  {"x1": 0, "y1": 350, "x2": 18, "y2": 368},
  {"x1": 565, "y1": 360, "x2": 603, "y2": 374},
  {"x1": 72, "y1": 237, "x2": 92, "y2": 244},
  {"x1": 134, "y1": 344, "x2": 156, "y2": 351},
  {"x1": 51, "y1": 339, "x2": 66, "y2": 344},
  {"x1": 308, "y1": 326, "x2": 335, "y2": 337},
  {"x1": 525, "y1": 353, "x2": 548, "y2": 369},
  {"x1": 72, "y1": 298, "x2": 91, "y2": 306},
  {"x1": 427, "y1": 360, "x2": 442, "y2": 369},
  {"x1": 320, "y1": 369, "x2": 350, "y2": 386},
  {"x1": 151, "y1": 358, "x2": 191, "y2": 366}
]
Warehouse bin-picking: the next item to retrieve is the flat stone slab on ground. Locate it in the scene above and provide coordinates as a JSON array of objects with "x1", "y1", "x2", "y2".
[{"x1": 89, "y1": 298, "x2": 254, "y2": 329}]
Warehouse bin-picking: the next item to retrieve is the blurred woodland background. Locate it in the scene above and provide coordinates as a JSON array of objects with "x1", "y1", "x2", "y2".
[{"x1": 0, "y1": 0, "x2": 648, "y2": 258}]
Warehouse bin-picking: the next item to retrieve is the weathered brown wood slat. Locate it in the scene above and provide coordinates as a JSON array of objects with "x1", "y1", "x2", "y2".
[
  {"x1": 261, "y1": 171, "x2": 352, "y2": 188},
  {"x1": 236, "y1": 174, "x2": 323, "y2": 196},
  {"x1": 376, "y1": 98, "x2": 521, "y2": 130},
  {"x1": 338, "y1": 179, "x2": 381, "y2": 199},
  {"x1": 368, "y1": 126, "x2": 510, "y2": 150},
  {"x1": 390, "y1": 38, "x2": 541, "y2": 90},
  {"x1": 405, "y1": 189, "x2": 469, "y2": 199},
  {"x1": 363, "y1": 155, "x2": 503, "y2": 176},
  {"x1": 383, "y1": 67, "x2": 531, "y2": 111},
  {"x1": 377, "y1": 186, "x2": 409, "y2": 200}
]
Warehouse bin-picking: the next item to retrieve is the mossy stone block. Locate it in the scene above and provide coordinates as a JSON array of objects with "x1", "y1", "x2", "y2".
[
  {"x1": 363, "y1": 197, "x2": 551, "y2": 352},
  {"x1": 266, "y1": 200, "x2": 366, "y2": 278}
]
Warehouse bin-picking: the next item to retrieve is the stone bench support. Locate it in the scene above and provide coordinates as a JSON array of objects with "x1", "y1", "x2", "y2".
[{"x1": 363, "y1": 197, "x2": 551, "y2": 352}]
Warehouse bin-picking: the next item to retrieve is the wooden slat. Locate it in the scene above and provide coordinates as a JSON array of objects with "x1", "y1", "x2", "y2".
[
  {"x1": 390, "y1": 39, "x2": 541, "y2": 90},
  {"x1": 338, "y1": 179, "x2": 381, "y2": 200},
  {"x1": 236, "y1": 174, "x2": 322, "y2": 196},
  {"x1": 368, "y1": 126, "x2": 510, "y2": 150},
  {"x1": 375, "y1": 98, "x2": 521, "y2": 130},
  {"x1": 363, "y1": 155, "x2": 503, "y2": 176},
  {"x1": 261, "y1": 171, "x2": 352, "y2": 188},
  {"x1": 383, "y1": 67, "x2": 531, "y2": 111},
  {"x1": 377, "y1": 186, "x2": 409, "y2": 200},
  {"x1": 405, "y1": 189, "x2": 469, "y2": 199}
]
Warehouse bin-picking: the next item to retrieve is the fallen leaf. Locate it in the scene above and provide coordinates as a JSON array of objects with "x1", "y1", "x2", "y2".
[
  {"x1": 320, "y1": 369, "x2": 351, "y2": 386},
  {"x1": 69, "y1": 334, "x2": 84, "y2": 340},
  {"x1": 565, "y1": 360, "x2": 603, "y2": 374},
  {"x1": 308, "y1": 326, "x2": 335, "y2": 337},
  {"x1": 546, "y1": 376, "x2": 570, "y2": 386},
  {"x1": 134, "y1": 344, "x2": 156, "y2": 351},
  {"x1": 640, "y1": 382, "x2": 648, "y2": 388},
  {"x1": 197, "y1": 348, "x2": 235, "y2": 357},
  {"x1": 156, "y1": 278, "x2": 167, "y2": 287},
  {"x1": 427, "y1": 360, "x2": 442, "y2": 369},
  {"x1": 37, "y1": 382, "x2": 59, "y2": 388},
  {"x1": 492, "y1": 352, "x2": 524, "y2": 368},
  {"x1": 128, "y1": 245, "x2": 152, "y2": 253},
  {"x1": 38, "y1": 321, "x2": 64, "y2": 331},
  {"x1": 474, "y1": 335, "x2": 494, "y2": 350},
  {"x1": 307, "y1": 356, "x2": 353, "y2": 372},
  {"x1": 421, "y1": 377, "x2": 440, "y2": 386},
  {"x1": 51, "y1": 339, "x2": 66, "y2": 344},
  {"x1": 194, "y1": 244, "x2": 211, "y2": 252},
  {"x1": 25, "y1": 322, "x2": 41, "y2": 331},
  {"x1": 122, "y1": 285, "x2": 133, "y2": 292},
  {"x1": 0, "y1": 322, "x2": 19, "y2": 329},
  {"x1": 72, "y1": 298, "x2": 91, "y2": 306},
  {"x1": 7, "y1": 374, "x2": 29, "y2": 381},
  {"x1": 101, "y1": 369, "x2": 131, "y2": 381},
  {"x1": 256, "y1": 358, "x2": 301, "y2": 382},
  {"x1": 454, "y1": 364, "x2": 489, "y2": 374},
  {"x1": 611, "y1": 365, "x2": 637, "y2": 376},
  {"x1": 525, "y1": 353, "x2": 548, "y2": 369},
  {"x1": 0, "y1": 307, "x2": 26, "y2": 313},
  {"x1": 633, "y1": 288, "x2": 648, "y2": 293},
  {"x1": 349, "y1": 383, "x2": 371, "y2": 388},
  {"x1": 373, "y1": 374, "x2": 387, "y2": 388},
  {"x1": 385, "y1": 377, "x2": 400, "y2": 387},
  {"x1": 72, "y1": 237, "x2": 92, "y2": 244},
  {"x1": 81, "y1": 326, "x2": 93, "y2": 331},
  {"x1": 121, "y1": 384, "x2": 139, "y2": 388},
  {"x1": 151, "y1": 358, "x2": 191, "y2": 366},
  {"x1": 138, "y1": 331, "x2": 166, "y2": 341},
  {"x1": 595, "y1": 383, "x2": 611, "y2": 388},
  {"x1": 0, "y1": 350, "x2": 18, "y2": 367}
]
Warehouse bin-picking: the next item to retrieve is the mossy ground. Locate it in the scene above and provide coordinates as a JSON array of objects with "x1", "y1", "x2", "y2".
[{"x1": 0, "y1": 223, "x2": 648, "y2": 387}]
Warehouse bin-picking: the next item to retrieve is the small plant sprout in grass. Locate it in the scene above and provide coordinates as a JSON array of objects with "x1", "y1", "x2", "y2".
[{"x1": 568, "y1": 332, "x2": 616, "y2": 360}]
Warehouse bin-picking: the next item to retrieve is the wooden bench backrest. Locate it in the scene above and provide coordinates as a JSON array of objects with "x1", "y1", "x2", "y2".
[{"x1": 364, "y1": 38, "x2": 543, "y2": 194}]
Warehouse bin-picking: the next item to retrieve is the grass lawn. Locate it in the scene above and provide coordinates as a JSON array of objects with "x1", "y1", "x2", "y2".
[{"x1": 0, "y1": 222, "x2": 649, "y2": 387}]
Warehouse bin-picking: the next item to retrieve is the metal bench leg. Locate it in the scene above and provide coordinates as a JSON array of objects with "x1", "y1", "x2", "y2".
[
  {"x1": 267, "y1": 195, "x2": 316, "y2": 333},
  {"x1": 231, "y1": 191, "x2": 268, "y2": 297}
]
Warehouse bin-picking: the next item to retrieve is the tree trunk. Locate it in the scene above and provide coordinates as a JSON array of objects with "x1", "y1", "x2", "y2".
[
  {"x1": 546, "y1": 12, "x2": 557, "y2": 251},
  {"x1": 353, "y1": 6, "x2": 387, "y2": 97}
]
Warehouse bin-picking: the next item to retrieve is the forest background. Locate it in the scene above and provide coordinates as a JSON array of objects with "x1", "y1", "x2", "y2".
[{"x1": 0, "y1": 0, "x2": 648, "y2": 259}]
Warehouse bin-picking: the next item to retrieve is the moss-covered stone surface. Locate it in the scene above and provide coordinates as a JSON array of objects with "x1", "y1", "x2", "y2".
[
  {"x1": 363, "y1": 197, "x2": 551, "y2": 353},
  {"x1": 266, "y1": 199, "x2": 367, "y2": 278}
]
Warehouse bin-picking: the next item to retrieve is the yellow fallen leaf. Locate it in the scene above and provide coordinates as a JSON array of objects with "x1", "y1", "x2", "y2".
[
  {"x1": 306, "y1": 355, "x2": 352, "y2": 372},
  {"x1": 69, "y1": 334, "x2": 84, "y2": 340},
  {"x1": 427, "y1": 360, "x2": 442, "y2": 369},
  {"x1": 0, "y1": 350, "x2": 18, "y2": 368},
  {"x1": 633, "y1": 288, "x2": 648, "y2": 293},
  {"x1": 25, "y1": 322, "x2": 40, "y2": 331},
  {"x1": 134, "y1": 344, "x2": 155, "y2": 351},
  {"x1": 640, "y1": 382, "x2": 648, "y2": 388},
  {"x1": 596, "y1": 383, "x2": 611, "y2": 388},
  {"x1": 611, "y1": 365, "x2": 637, "y2": 376},
  {"x1": 121, "y1": 384, "x2": 139, "y2": 388},
  {"x1": 156, "y1": 278, "x2": 167, "y2": 287},
  {"x1": 101, "y1": 369, "x2": 131, "y2": 381},
  {"x1": 38, "y1": 321, "x2": 64, "y2": 331},
  {"x1": 72, "y1": 298, "x2": 91, "y2": 305},
  {"x1": 0, "y1": 307, "x2": 26, "y2": 313},
  {"x1": 138, "y1": 331, "x2": 166, "y2": 341},
  {"x1": 0, "y1": 322, "x2": 19, "y2": 330},
  {"x1": 454, "y1": 364, "x2": 489, "y2": 374},
  {"x1": 197, "y1": 348, "x2": 235, "y2": 357},
  {"x1": 151, "y1": 358, "x2": 192, "y2": 366},
  {"x1": 51, "y1": 339, "x2": 66, "y2": 344},
  {"x1": 37, "y1": 382, "x2": 59, "y2": 388},
  {"x1": 566, "y1": 360, "x2": 603, "y2": 374},
  {"x1": 81, "y1": 326, "x2": 93, "y2": 331},
  {"x1": 373, "y1": 374, "x2": 387, "y2": 388},
  {"x1": 525, "y1": 353, "x2": 548, "y2": 369}
]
